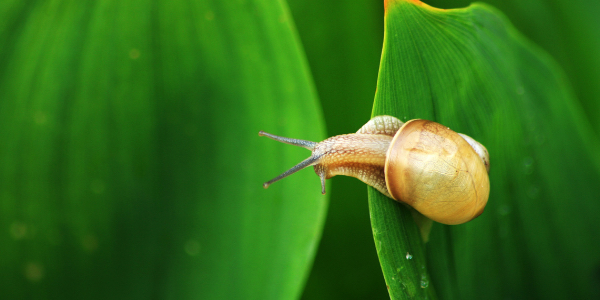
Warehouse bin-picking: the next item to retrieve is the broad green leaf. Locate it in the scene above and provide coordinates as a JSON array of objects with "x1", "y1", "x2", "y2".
[
  {"x1": 427, "y1": 0, "x2": 600, "y2": 136},
  {"x1": 371, "y1": 1, "x2": 600, "y2": 299},
  {"x1": 0, "y1": 1, "x2": 326, "y2": 300}
]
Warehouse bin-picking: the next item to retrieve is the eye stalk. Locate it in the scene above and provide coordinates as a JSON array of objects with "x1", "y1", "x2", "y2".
[{"x1": 258, "y1": 131, "x2": 324, "y2": 192}]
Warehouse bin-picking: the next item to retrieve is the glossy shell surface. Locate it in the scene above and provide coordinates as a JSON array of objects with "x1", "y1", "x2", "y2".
[{"x1": 384, "y1": 120, "x2": 490, "y2": 225}]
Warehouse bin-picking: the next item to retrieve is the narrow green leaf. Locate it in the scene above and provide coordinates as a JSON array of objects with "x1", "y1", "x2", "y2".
[
  {"x1": 371, "y1": 1, "x2": 600, "y2": 299},
  {"x1": 0, "y1": 1, "x2": 326, "y2": 300}
]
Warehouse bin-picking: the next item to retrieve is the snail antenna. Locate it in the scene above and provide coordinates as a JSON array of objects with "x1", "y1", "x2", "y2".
[
  {"x1": 259, "y1": 131, "x2": 316, "y2": 150},
  {"x1": 262, "y1": 155, "x2": 321, "y2": 189}
]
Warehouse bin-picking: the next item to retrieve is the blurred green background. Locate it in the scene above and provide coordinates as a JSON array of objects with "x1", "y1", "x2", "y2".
[{"x1": 1, "y1": 0, "x2": 599, "y2": 299}]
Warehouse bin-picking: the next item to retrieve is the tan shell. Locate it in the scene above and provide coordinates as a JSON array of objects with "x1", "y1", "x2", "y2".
[{"x1": 385, "y1": 120, "x2": 490, "y2": 225}]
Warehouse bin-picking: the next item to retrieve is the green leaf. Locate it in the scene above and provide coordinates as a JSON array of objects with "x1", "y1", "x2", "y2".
[
  {"x1": 426, "y1": 0, "x2": 600, "y2": 136},
  {"x1": 370, "y1": 1, "x2": 600, "y2": 299},
  {"x1": 0, "y1": 1, "x2": 326, "y2": 300}
]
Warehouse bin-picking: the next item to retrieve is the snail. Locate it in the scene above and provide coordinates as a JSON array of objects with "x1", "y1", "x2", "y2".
[{"x1": 259, "y1": 115, "x2": 490, "y2": 225}]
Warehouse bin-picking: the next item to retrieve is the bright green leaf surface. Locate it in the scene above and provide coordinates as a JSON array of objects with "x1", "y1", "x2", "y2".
[
  {"x1": 0, "y1": 1, "x2": 326, "y2": 300},
  {"x1": 427, "y1": 0, "x2": 600, "y2": 136},
  {"x1": 370, "y1": 1, "x2": 600, "y2": 299}
]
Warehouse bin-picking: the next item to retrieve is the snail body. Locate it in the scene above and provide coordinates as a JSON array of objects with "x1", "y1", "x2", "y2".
[{"x1": 259, "y1": 115, "x2": 490, "y2": 225}]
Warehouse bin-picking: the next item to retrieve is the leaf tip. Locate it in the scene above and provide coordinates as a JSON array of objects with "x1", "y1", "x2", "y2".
[
  {"x1": 383, "y1": 0, "x2": 399, "y2": 13},
  {"x1": 385, "y1": 0, "x2": 444, "y2": 14}
]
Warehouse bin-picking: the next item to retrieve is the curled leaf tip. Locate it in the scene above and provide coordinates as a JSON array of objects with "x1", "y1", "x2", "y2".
[
  {"x1": 383, "y1": 0, "x2": 400, "y2": 12},
  {"x1": 385, "y1": 0, "x2": 444, "y2": 14},
  {"x1": 385, "y1": 0, "x2": 422, "y2": 9}
]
